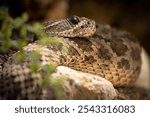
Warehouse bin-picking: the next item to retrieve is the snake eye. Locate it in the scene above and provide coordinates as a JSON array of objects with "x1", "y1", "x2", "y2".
[{"x1": 70, "y1": 15, "x2": 80, "y2": 24}]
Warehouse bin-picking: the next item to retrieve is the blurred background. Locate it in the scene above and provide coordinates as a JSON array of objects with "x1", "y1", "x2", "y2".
[{"x1": 0, "y1": 0, "x2": 150, "y2": 56}]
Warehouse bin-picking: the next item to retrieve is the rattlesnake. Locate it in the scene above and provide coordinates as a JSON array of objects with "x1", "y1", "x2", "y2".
[
  {"x1": 43, "y1": 15, "x2": 141, "y2": 87},
  {"x1": 0, "y1": 16, "x2": 143, "y2": 99}
]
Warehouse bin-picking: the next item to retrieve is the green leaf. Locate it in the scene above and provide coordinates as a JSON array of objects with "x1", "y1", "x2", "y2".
[
  {"x1": 42, "y1": 76, "x2": 51, "y2": 86},
  {"x1": 50, "y1": 76, "x2": 66, "y2": 99},
  {"x1": 20, "y1": 26, "x2": 27, "y2": 36},
  {"x1": 18, "y1": 40, "x2": 28, "y2": 48},
  {"x1": 22, "y1": 13, "x2": 29, "y2": 22},
  {"x1": 30, "y1": 63, "x2": 40, "y2": 73},
  {"x1": 41, "y1": 64, "x2": 56, "y2": 74},
  {"x1": 1, "y1": 23, "x2": 12, "y2": 37},
  {"x1": 15, "y1": 51, "x2": 27, "y2": 63},
  {"x1": 27, "y1": 51, "x2": 41, "y2": 62}
]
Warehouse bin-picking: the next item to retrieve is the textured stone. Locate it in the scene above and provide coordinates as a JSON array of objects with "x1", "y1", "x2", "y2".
[{"x1": 51, "y1": 66, "x2": 117, "y2": 99}]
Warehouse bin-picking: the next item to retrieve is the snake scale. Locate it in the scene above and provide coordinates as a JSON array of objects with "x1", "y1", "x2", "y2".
[{"x1": 0, "y1": 16, "x2": 142, "y2": 99}]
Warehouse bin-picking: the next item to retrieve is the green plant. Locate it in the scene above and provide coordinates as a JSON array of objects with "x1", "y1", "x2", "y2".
[{"x1": 0, "y1": 7, "x2": 66, "y2": 99}]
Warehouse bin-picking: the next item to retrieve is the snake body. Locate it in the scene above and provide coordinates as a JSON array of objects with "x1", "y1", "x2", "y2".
[
  {"x1": 0, "y1": 16, "x2": 141, "y2": 99},
  {"x1": 43, "y1": 16, "x2": 141, "y2": 87}
]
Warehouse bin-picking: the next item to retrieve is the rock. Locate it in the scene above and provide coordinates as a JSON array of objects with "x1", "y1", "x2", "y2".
[
  {"x1": 135, "y1": 48, "x2": 150, "y2": 89},
  {"x1": 51, "y1": 66, "x2": 117, "y2": 99}
]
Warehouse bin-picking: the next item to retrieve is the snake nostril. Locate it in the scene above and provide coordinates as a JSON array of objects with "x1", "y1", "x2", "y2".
[{"x1": 81, "y1": 26, "x2": 84, "y2": 28}]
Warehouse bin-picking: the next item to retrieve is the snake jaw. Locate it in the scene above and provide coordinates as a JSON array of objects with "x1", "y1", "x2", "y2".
[{"x1": 79, "y1": 19, "x2": 96, "y2": 37}]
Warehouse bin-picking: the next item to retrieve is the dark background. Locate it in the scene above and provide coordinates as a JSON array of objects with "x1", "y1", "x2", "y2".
[{"x1": 0, "y1": 0, "x2": 150, "y2": 56}]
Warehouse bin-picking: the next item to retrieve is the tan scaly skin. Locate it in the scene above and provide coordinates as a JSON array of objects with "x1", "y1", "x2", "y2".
[{"x1": 0, "y1": 16, "x2": 143, "y2": 99}]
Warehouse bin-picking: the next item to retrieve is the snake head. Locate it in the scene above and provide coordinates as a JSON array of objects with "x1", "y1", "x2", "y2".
[{"x1": 43, "y1": 15, "x2": 96, "y2": 38}]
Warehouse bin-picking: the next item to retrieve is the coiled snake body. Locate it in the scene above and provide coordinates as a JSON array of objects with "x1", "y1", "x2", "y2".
[{"x1": 0, "y1": 16, "x2": 141, "y2": 99}]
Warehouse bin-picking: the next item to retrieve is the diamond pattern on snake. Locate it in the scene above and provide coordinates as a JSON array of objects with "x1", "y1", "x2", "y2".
[{"x1": 0, "y1": 16, "x2": 141, "y2": 99}]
